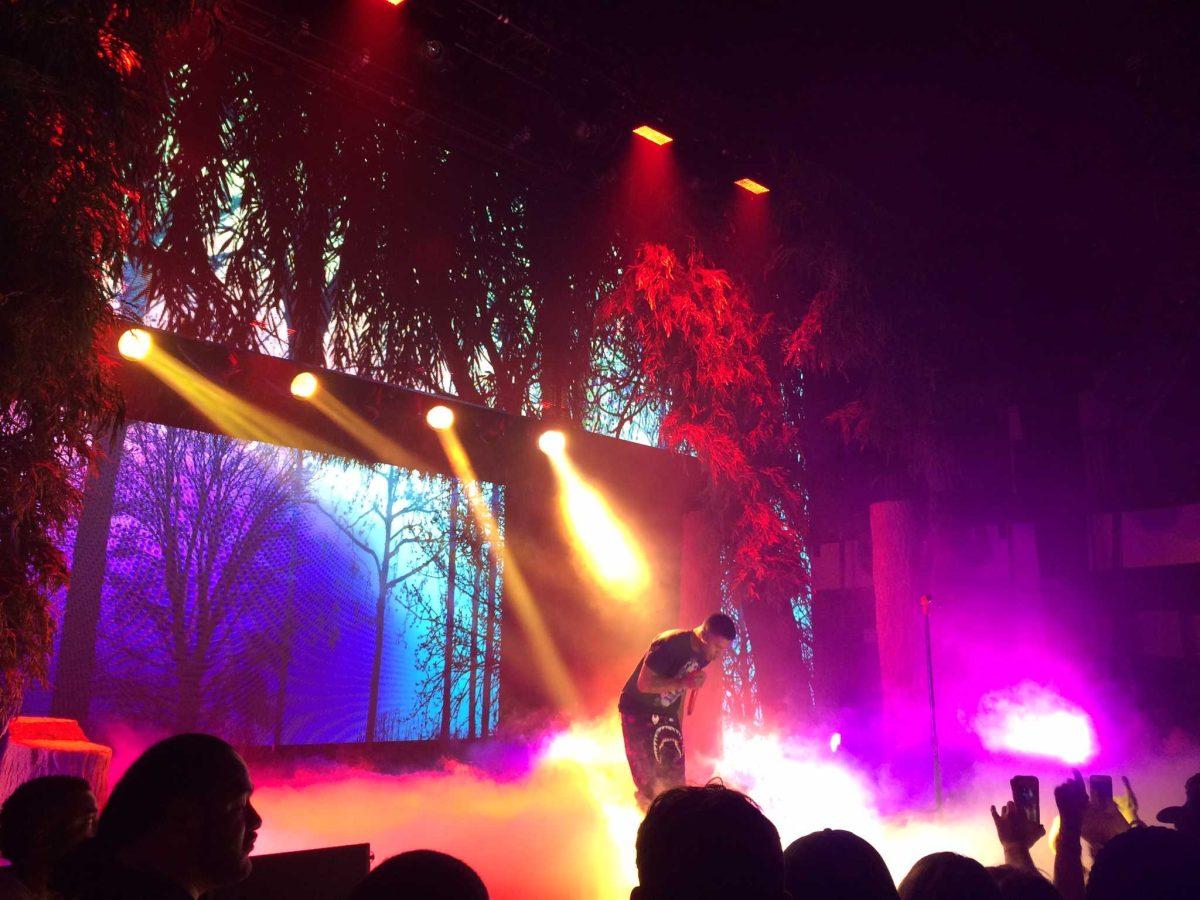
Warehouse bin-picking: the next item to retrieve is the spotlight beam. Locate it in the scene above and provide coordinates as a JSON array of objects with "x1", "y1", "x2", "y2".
[
  {"x1": 136, "y1": 350, "x2": 338, "y2": 453},
  {"x1": 435, "y1": 426, "x2": 580, "y2": 712},
  {"x1": 544, "y1": 447, "x2": 650, "y2": 600}
]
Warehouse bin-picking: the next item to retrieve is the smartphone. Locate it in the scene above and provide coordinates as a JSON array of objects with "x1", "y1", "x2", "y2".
[
  {"x1": 1011, "y1": 775, "x2": 1040, "y2": 825},
  {"x1": 1089, "y1": 775, "x2": 1114, "y2": 806}
]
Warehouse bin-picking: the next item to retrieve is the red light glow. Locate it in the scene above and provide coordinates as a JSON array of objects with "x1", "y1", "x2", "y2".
[
  {"x1": 632, "y1": 125, "x2": 673, "y2": 146},
  {"x1": 735, "y1": 178, "x2": 769, "y2": 194}
]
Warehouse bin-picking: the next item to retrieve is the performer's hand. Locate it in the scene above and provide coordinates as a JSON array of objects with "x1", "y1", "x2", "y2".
[{"x1": 681, "y1": 670, "x2": 707, "y2": 690}]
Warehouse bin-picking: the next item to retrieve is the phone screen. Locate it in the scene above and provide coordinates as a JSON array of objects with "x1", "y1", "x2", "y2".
[
  {"x1": 1011, "y1": 776, "x2": 1040, "y2": 825},
  {"x1": 1090, "y1": 775, "x2": 1114, "y2": 806}
]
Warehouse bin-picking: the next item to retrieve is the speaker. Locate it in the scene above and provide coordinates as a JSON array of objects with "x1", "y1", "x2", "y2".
[{"x1": 212, "y1": 843, "x2": 371, "y2": 900}]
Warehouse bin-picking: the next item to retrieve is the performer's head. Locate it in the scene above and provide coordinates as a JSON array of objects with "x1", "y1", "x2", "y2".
[
  {"x1": 633, "y1": 782, "x2": 787, "y2": 899},
  {"x1": 697, "y1": 612, "x2": 736, "y2": 662}
]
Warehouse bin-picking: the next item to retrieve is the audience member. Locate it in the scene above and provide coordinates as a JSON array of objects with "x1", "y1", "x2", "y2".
[
  {"x1": 633, "y1": 782, "x2": 788, "y2": 900},
  {"x1": 66, "y1": 733, "x2": 261, "y2": 900},
  {"x1": 1156, "y1": 772, "x2": 1199, "y2": 837},
  {"x1": 1086, "y1": 825, "x2": 1200, "y2": 900},
  {"x1": 987, "y1": 865, "x2": 1061, "y2": 900},
  {"x1": 0, "y1": 776, "x2": 96, "y2": 899},
  {"x1": 990, "y1": 799, "x2": 1046, "y2": 873},
  {"x1": 898, "y1": 852, "x2": 1002, "y2": 900},
  {"x1": 348, "y1": 850, "x2": 488, "y2": 900},
  {"x1": 783, "y1": 828, "x2": 898, "y2": 900}
]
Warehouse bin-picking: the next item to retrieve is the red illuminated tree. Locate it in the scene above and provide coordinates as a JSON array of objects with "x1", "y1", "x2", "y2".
[{"x1": 601, "y1": 243, "x2": 812, "y2": 726}]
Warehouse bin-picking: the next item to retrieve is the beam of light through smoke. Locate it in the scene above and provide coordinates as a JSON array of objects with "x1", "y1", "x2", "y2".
[
  {"x1": 434, "y1": 426, "x2": 581, "y2": 712},
  {"x1": 542, "y1": 447, "x2": 650, "y2": 600}
]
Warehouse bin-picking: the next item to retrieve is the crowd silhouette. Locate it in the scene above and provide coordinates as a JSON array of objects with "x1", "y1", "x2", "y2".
[{"x1": 0, "y1": 733, "x2": 1197, "y2": 899}]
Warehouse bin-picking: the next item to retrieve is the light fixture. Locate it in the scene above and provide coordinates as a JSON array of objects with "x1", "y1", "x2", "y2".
[
  {"x1": 633, "y1": 125, "x2": 673, "y2": 145},
  {"x1": 117, "y1": 328, "x2": 153, "y2": 360},
  {"x1": 735, "y1": 178, "x2": 769, "y2": 194},
  {"x1": 290, "y1": 372, "x2": 319, "y2": 398},
  {"x1": 538, "y1": 429, "x2": 567, "y2": 455},
  {"x1": 426, "y1": 405, "x2": 455, "y2": 430}
]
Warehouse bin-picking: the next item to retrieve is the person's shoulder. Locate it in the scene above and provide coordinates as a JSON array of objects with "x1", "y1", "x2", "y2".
[{"x1": 653, "y1": 628, "x2": 689, "y2": 644}]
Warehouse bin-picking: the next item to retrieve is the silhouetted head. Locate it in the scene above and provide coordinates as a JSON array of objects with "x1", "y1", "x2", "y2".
[
  {"x1": 784, "y1": 829, "x2": 898, "y2": 900},
  {"x1": 899, "y1": 852, "x2": 1001, "y2": 900},
  {"x1": 1156, "y1": 773, "x2": 1200, "y2": 837},
  {"x1": 633, "y1": 783, "x2": 787, "y2": 900},
  {"x1": 97, "y1": 733, "x2": 261, "y2": 892},
  {"x1": 987, "y1": 865, "x2": 1061, "y2": 900},
  {"x1": 1087, "y1": 826, "x2": 1200, "y2": 900},
  {"x1": 349, "y1": 850, "x2": 488, "y2": 900},
  {"x1": 0, "y1": 776, "x2": 96, "y2": 868}
]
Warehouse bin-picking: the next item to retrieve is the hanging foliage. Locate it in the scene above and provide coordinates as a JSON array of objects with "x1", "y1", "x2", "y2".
[
  {"x1": 600, "y1": 243, "x2": 810, "y2": 722},
  {"x1": 0, "y1": 1, "x2": 207, "y2": 730}
]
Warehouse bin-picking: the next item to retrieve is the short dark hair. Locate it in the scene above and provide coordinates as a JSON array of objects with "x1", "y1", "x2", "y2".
[
  {"x1": 349, "y1": 850, "x2": 488, "y2": 900},
  {"x1": 0, "y1": 775, "x2": 92, "y2": 862},
  {"x1": 96, "y1": 733, "x2": 247, "y2": 851},
  {"x1": 899, "y1": 852, "x2": 1000, "y2": 900},
  {"x1": 784, "y1": 829, "x2": 898, "y2": 900},
  {"x1": 703, "y1": 612, "x2": 736, "y2": 641},
  {"x1": 636, "y1": 783, "x2": 783, "y2": 899}
]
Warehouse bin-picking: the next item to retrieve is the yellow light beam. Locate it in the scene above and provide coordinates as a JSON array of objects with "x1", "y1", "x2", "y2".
[
  {"x1": 306, "y1": 388, "x2": 431, "y2": 473},
  {"x1": 436, "y1": 427, "x2": 580, "y2": 713},
  {"x1": 139, "y1": 351, "x2": 338, "y2": 453},
  {"x1": 544, "y1": 449, "x2": 650, "y2": 601}
]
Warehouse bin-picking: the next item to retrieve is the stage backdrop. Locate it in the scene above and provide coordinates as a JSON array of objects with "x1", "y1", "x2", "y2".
[{"x1": 23, "y1": 421, "x2": 503, "y2": 747}]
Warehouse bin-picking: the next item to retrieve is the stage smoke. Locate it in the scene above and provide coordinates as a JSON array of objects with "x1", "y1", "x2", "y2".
[{"x1": 971, "y1": 681, "x2": 1098, "y2": 765}]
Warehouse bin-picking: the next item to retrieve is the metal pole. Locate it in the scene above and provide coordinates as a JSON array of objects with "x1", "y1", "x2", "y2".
[{"x1": 921, "y1": 594, "x2": 943, "y2": 810}]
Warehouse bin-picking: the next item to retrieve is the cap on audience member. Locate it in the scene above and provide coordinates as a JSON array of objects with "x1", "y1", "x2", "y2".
[
  {"x1": 349, "y1": 850, "x2": 488, "y2": 900},
  {"x1": 784, "y1": 828, "x2": 898, "y2": 900},
  {"x1": 1155, "y1": 773, "x2": 1200, "y2": 836}
]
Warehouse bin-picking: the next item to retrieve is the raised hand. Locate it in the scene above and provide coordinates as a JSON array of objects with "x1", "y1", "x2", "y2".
[
  {"x1": 992, "y1": 800, "x2": 1047, "y2": 850},
  {"x1": 1083, "y1": 785, "x2": 1131, "y2": 848},
  {"x1": 1116, "y1": 775, "x2": 1144, "y2": 827},
  {"x1": 1055, "y1": 770, "x2": 1089, "y2": 839}
]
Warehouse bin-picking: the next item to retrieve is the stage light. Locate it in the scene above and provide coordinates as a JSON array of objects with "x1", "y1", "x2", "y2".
[
  {"x1": 385, "y1": 0, "x2": 405, "y2": 6},
  {"x1": 633, "y1": 125, "x2": 673, "y2": 145},
  {"x1": 426, "y1": 404, "x2": 455, "y2": 430},
  {"x1": 829, "y1": 732, "x2": 842, "y2": 753},
  {"x1": 735, "y1": 178, "x2": 770, "y2": 194},
  {"x1": 290, "y1": 372, "x2": 319, "y2": 399},
  {"x1": 117, "y1": 328, "x2": 153, "y2": 360},
  {"x1": 538, "y1": 429, "x2": 567, "y2": 456}
]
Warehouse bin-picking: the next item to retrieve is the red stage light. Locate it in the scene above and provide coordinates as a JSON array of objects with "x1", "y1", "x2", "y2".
[
  {"x1": 632, "y1": 125, "x2": 673, "y2": 146},
  {"x1": 385, "y1": 0, "x2": 405, "y2": 6},
  {"x1": 735, "y1": 178, "x2": 769, "y2": 195}
]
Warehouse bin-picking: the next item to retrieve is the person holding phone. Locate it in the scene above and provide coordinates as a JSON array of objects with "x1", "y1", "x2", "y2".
[
  {"x1": 991, "y1": 778, "x2": 1047, "y2": 874},
  {"x1": 618, "y1": 613, "x2": 736, "y2": 809}
]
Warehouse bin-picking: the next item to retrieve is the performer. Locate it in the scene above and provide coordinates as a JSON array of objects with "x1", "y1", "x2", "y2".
[{"x1": 618, "y1": 612, "x2": 736, "y2": 808}]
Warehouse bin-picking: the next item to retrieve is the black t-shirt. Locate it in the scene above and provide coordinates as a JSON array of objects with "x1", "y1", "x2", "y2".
[{"x1": 618, "y1": 629, "x2": 710, "y2": 717}]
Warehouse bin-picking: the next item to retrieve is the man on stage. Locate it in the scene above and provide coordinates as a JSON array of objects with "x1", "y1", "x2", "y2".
[{"x1": 618, "y1": 612, "x2": 736, "y2": 807}]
